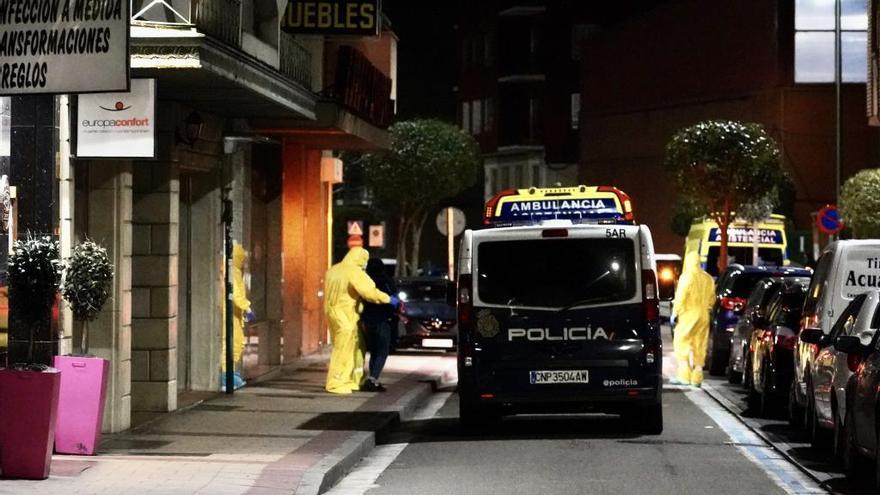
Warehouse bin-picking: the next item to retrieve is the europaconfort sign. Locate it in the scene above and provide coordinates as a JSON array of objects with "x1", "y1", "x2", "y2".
[
  {"x1": 0, "y1": 0, "x2": 129, "y2": 95},
  {"x1": 282, "y1": 0, "x2": 380, "y2": 36}
]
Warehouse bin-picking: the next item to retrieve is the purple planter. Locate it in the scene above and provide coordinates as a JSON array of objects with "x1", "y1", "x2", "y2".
[
  {"x1": 0, "y1": 367, "x2": 61, "y2": 479},
  {"x1": 53, "y1": 356, "x2": 109, "y2": 455}
]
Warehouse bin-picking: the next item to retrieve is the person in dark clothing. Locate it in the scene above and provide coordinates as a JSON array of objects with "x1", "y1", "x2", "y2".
[{"x1": 361, "y1": 258, "x2": 399, "y2": 392}]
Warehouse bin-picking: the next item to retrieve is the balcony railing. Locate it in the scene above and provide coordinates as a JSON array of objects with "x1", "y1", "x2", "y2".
[
  {"x1": 193, "y1": 0, "x2": 242, "y2": 47},
  {"x1": 280, "y1": 33, "x2": 312, "y2": 88},
  {"x1": 328, "y1": 46, "x2": 394, "y2": 128}
]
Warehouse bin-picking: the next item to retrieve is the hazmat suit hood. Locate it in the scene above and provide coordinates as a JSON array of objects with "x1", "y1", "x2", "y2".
[
  {"x1": 342, "y1": 247, "x2": 370, "y2": 270},
  {"x1": 233, "y1": 244, "x2": 247, "y2": 270},
  {"x1": 682, "y1": 252, "x2": 701, "y2": 274}
]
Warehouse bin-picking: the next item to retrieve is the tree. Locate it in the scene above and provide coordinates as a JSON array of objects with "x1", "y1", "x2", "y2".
[
  {"x1": 352, "y1": 119, "x2": 480, "y2": 275},
  {"x1": 665, "y1": 120, "x2": 784, "y2": 273},
  {"x1": 841, "y1": 168, "x2": 880, "y2": 238}
]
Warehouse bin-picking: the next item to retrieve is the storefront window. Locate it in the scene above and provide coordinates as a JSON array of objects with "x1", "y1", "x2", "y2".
[
  {"x1": 795, "y1": 0, "x2": 867, "y2": 83},
  {"x1": 0, "y1": 96, "x2": 10, "y2": 364}
]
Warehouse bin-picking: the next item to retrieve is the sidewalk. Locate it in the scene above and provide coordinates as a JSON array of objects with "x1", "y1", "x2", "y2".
[{"x1": 0, "y1": 353, "x2": 457, "y2": 495}]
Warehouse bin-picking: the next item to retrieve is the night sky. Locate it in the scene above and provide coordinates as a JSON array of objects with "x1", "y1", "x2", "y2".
[{"x1": 383, "y1": 1, "x2": 458, "y2": 123}]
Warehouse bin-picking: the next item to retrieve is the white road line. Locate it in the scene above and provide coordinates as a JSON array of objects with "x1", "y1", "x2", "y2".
[
  {"x1": 685, "y1": 389, "x2": 827, "y2": 495},
  {"x1": 325, "y1": 391, "x2": 454, "y2": 495}
]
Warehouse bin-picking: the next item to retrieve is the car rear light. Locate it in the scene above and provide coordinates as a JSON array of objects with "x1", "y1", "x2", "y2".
[
  {"x1": 458, "y1": 274, "x2": 473, "y2": 328},
  {"x1": 762, "y1": 330, "x2": 774, "y2": 343},
  {"x1": 774, "y1": 334, "x2": 798, "y2": 351},
  {"x1": 642, "y1": 269, "x2": 659, "y2": 323},
  {"x1": 848, "y1": 354, "x2": 864, "y2": 373},
  {"x1": 542, "y1": 228, "x2": 568, "y2": 238},
  {"x1": 721, "y1": 296, "x2": 747, "y2": 312}
]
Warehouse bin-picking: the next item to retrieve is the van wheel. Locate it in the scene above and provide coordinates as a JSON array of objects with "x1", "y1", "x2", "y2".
[
  {"x1": 809, "y1": 383, "x2": 832, "y2": 449},
  {"x1": 624, "y1": 404, "x2": 663, "y2": 435},
  {"x1": 459, "y1": 400, "x2": 497, "y2": 433},
  {"x1": 843, "y1": 410, "x2": 869, "y2": 478}
]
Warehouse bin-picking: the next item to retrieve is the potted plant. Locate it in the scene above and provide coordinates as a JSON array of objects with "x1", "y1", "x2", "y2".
[
  {"x1": 55, "y1": 240, "x2": 114, "y2": 455},
  {"x1": 0, "y1": 235, "x2": 63, "y2": 479}
]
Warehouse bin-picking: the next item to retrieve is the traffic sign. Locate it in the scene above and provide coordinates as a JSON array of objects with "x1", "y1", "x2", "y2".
[
  {"x1": 436, "y1": 207, "x2": 466, "y2": 237},
  {"x1": 368, "y1": 225, "x2": 385, "y2": 248},
  {"x1": 817, "y1": 205, "x2": 844, "y2": 235},
  {"x1": 347, "y1": 220, "x2": 364, "y2": 236}
]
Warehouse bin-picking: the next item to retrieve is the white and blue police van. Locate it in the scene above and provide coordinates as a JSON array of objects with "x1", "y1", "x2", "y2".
[{"x1": 456, "y1": 186, "x2": 664, "y2": 434}]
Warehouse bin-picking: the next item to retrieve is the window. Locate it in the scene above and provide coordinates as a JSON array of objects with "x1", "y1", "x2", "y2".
[
  {"x1": 571, "y1": 93, "x2": 581, "y2": 130},
  {"x1": 484, "y1": 98, "x2": 494, "y2": 132},
  {"x1": 794, "y1": 0, "x2": 867, "y2": 83},
  {"x1": 500, "y1": 166, "x2": 511, "y2": 189},
  {"x1": 532, "y1": 165, "x2": 542, "y2": 187},
  {"x1": 462, "y1": 101, "x2": 471, "y2": 133},
  {"x1": 484, "y1": 33, "x2": 493, "y2": 67},
  {"x1": 514, "y1": 165, "x2": 524, "y2": 187},
  {"x1": 477, "y1": 238, "x2": 636, "y2": 308},
  {"x1": 473, "y1": 100, "x2": 483, "y2": 135}
]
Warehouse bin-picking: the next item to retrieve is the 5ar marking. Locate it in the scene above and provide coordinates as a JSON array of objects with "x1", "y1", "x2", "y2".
[{"x1": 606, "y1": 228, "x2": 626, "y2": 238}]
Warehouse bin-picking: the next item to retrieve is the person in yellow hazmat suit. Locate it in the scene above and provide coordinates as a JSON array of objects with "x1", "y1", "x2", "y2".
[
  {"x1": 325, "y1": 246, "x2": 399, "y2": 394},
  {"x1": 221, "y1": 243, "x2": 255, "y2": 391},
  {"x1": 670, "y1": 252, "x2": 716, "y2": 387}
]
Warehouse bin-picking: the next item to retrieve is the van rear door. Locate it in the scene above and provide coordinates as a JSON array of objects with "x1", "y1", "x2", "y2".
[{"x1": 467, "y1": 226, "x2": 657, "y2": 395}]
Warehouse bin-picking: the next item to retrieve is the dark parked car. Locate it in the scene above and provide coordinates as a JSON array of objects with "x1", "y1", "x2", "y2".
[
  {"x1": 746, "y1": 278, "x2": 809, "y2": 417},
  {"x1": 830, "y1": 289, "x2": 880, "y2": 488},
  {"x1": 729, "y1": 278, "x2": 789, "y2": 384},
  {"x1": 395, "y1": 277, "x2": 457, "y2": 351},
  {"x1": 706, "y1": 265, "x2": 812, "y2": 376}
]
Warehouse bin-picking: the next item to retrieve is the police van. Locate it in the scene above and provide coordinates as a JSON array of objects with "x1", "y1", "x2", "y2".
[{"x1": 456, "y1": 186, "x2": 664, "y2": 434}]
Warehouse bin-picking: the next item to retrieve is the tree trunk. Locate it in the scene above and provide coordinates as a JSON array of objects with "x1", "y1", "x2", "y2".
[
  {"x1": 396, "y1": 214, "x2": 410, "y2": 276},
  {"x1": 409, "y1": 210, "x2": 428, "y2": 276},
  {"x1": 752, "y1": 222, "x2": 760, "y2": 266}
]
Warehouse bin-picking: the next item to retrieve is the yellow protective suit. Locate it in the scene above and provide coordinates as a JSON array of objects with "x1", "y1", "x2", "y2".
[
  {"x1": 324, "y1": 247, "x2": 391, "y2": 394},
  {"x1": 671, "y1": 252, "x2": 716, "y2": 386},
  {"x1": 221, "y1": 244, "x2": 251, "y2": 372}
]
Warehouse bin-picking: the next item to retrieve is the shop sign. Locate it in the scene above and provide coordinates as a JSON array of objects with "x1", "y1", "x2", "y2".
[
  {"x1": 281, "y1": 0, "x2": 380, "y2": 37},
  {"x1": 75, "y1": 78, "x2": 155, "y2": 158},
  {"x1": 0, "y1": 0, "x2": 129, "y2": 95}
]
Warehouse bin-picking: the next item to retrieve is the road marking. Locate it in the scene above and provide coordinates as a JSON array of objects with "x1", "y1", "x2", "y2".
[
  {"x1": 325, "y1": 392, "x2": 454, "y2": 495},
  {"x1": 685, "y1": 389, "x2": 827, "y2": 495}
]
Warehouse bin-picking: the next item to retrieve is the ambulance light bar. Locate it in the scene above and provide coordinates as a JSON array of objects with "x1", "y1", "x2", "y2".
[{"x1": 483, "y1": 185, "x2": 635, "y2": 226}]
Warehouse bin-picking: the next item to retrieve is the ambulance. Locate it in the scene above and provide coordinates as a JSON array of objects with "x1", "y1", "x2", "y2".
[
  {"x1": 685, "y1": 214, "x2": 789, "y2": 277},
  {"x1": 456, "y1": 186, "x2": 667, "y2": 433}
]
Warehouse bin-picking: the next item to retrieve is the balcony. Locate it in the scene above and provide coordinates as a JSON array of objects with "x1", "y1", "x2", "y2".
[
  {"x1": 280, "y1": 33, "x2": 312, "y2": 88},
  {"x1": 326, "y1": 46, "x2": 394, "y2": 129},
  {"x1": 193, "y1": 0, "x2": 242, "y2": 47}
]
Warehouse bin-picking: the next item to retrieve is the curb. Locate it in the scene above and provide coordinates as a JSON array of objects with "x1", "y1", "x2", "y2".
[
  {"x1": 294, "y1": 378, "x2": 440, "y2": 495},
  {"x1": 700, "y1": 381, "x2": 835, "y2": 491}
]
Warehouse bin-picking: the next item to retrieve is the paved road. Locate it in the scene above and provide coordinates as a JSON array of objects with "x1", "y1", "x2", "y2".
[{"x1": 325, "y1": 333, "x2": 829, "y2": 495}]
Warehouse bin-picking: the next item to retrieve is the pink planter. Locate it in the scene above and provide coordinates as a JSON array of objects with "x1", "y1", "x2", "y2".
[
  {"x1": 0, "y1": 367, "x2": 61, "y2": 479},
  {"x1": 53, "y1": 356, "x2": 109, "y2": 456}
]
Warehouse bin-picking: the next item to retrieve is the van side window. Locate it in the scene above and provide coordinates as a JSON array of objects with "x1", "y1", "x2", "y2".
[{"x1": 804, "y1": 253, "x2": 832, "y2": 316}]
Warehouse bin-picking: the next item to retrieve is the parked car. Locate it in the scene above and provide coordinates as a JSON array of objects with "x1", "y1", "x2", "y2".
[
  {"x1": 706, "y1": 264, "x2": 812, "y2": 376},
  {"x1": 746, "y1": 278, "x2": 809, "y2": 417},
  {"x1": 395, "y1": 277, "x2": 457, "y2": 351},
  {"x1": 729, "y1": 277, "x2": 807, "y2": 384},
  {"x1": 829, "y1": 289, "x2": 880, "y2": 487},
  {"x1": 792, "y1": 240, "x2": 880, "y2": 441}
]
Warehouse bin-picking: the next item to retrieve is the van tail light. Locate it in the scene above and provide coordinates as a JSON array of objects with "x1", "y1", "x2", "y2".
[
  {"x1": 773, "y1": 328, "x2": 798, "y2": 351},
  {"x1": 721, "y1": 296, "x2": 747, "y2": 313},
  {"x1": 457, "y1": 274, "x2": 473, "y2": 328},
  {"x1": 642, "y1": 269, "x2": 659, "y2": 323}
]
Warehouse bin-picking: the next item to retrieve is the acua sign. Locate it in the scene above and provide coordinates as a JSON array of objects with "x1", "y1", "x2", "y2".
[{"x1": 281, "y1": 0, "x2": 380, "y2": 37}]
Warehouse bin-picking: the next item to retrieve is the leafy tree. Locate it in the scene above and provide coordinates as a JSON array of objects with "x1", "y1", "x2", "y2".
[
  {"x1": 841, "y1": 168, "x2": 880, "y2": 238},
  {"x1": 350, "y1": 119, "x2": 480, "y2": 275},
  {"x1": 8, "y1": 235, "x2": 62, "y2": 365},
  {"x1": 665, "y1": 120, "x2": 784, "y2": 272},
  {"x1": 61, "y1": 240, "x2": 114, "y2": 355}
]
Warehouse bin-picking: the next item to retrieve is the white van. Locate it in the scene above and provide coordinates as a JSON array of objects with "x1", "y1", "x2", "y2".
[{"x1": 793, "y1": 240, "x2": 880, "y2": 438}]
